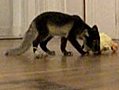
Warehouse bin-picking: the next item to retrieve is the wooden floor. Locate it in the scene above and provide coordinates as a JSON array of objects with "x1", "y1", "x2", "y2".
[{"x1": 0, "y1": 38, "x2": 119, "y2": 90}]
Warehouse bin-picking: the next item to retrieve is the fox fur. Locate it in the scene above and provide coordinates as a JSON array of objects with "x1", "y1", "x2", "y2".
[{"x1": 5, "y1": 12, "x2": 100, "y2": 56}]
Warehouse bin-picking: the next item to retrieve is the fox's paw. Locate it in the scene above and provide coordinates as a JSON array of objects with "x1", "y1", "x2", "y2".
[
  {"x1": 47, "y1": 51, "x2": 55, "y2": 56},
  {"x1": 5, "y1": 51, "x2": 9, "y2": 56},
  {"x1": 63, "y1": 51, "x2": 73, "y2": 56},
  {"x1": 81, "y1": 51, "x2": 89, "y2": 56},
  {"x1": 34, "y1": 51, "x2": 48, "y2": 59}
]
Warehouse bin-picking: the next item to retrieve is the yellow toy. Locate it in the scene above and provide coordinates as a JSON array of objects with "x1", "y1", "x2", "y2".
[{"x1": 100, "y1": 33, "x2": 118, "y2": 53}]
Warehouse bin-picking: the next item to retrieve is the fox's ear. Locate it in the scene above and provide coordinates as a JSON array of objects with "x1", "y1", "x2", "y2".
[
  {"x1": 92, "y1": 25, "x2": 98, "y2": 31},
  {"x1": 84, "y1": 29, "x2": 89, "y2": 37}
]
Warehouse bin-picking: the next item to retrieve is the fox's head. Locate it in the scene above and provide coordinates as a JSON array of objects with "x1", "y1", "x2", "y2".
[{"x1": 85, "y1": 25, "x2": 101, "y2": 55}]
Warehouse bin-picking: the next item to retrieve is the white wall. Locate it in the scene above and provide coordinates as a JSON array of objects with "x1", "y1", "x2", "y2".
[
  {"x1": 0, "y1": 0, "x2": 13, "y2": 37},
  {"x1": 12, "y1": 0, "x2": 23, "y2": 37},
  {"x1": 116, "y1": 0, "x2": 119, "y2": 39},
  {"x1": 85, "y1": 0, "x2": 119, "y2": 39},
  {"x1": 45, "y1": 0, "x2": 64, "y2": 12},
  {"x1": 65, "y1": 0, "x2": 84, "y2": 19}
]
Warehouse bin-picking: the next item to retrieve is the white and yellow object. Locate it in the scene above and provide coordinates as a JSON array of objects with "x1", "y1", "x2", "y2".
[{"x1": 100, "y1": 33, "x2": 118, "y2": 53}]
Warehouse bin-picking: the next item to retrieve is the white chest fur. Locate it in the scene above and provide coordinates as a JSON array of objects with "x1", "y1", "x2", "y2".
[{"x1": 47, "y1": 21, "x2": 74, "y2": 36}]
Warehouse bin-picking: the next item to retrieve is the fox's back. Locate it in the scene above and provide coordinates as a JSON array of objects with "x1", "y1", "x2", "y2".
[{"x1": 34, "y1": 12, "x2": 74, "y2": 26}]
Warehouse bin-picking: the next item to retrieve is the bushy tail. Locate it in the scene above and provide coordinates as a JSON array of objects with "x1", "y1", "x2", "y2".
[{"x1": 5, "y1": 22, "x2": 38, "y2": 56}]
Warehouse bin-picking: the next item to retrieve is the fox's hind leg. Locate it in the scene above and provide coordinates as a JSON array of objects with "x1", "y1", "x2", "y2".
[
  {"x1": 40, "y1": 35, "x2": 55, "y2": 55},
  {"x1": 61, "y1": 37, "x2": 73, "y2": 56},
  {"x1": 33, "y1": 35, "x2": 41, "y2": 53},
  {"x1": 33, "y1": 34, "x2": 48, "y2": 58},
  {"x1": 33, "y1": 34, "x2": 55, "y2": 56}
]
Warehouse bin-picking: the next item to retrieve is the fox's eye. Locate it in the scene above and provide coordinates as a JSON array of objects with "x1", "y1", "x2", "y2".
[
  {"x1": 92, "y1": 40, "x2": 97, "y2": 44},
  {"x1": 92, "y1": 40, "x2": 98, "y2": 45},
  {"x1": 93, "y1": 40, "x2": 97, "y2": 42}
]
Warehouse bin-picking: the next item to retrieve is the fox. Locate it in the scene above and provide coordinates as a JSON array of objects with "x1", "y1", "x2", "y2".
[{"x1": 5, "y1": 12, "x2": 101, "y2": 56}]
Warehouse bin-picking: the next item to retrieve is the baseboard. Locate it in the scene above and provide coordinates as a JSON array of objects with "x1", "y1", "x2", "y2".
[{"x1": 0, "y1": 35, "x2": 23, "y2": 40}]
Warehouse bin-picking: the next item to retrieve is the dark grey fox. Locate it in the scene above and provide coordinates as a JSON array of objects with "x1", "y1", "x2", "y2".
[{"x1": 5, "y1": 12, "x2": 101, "y2": 56}]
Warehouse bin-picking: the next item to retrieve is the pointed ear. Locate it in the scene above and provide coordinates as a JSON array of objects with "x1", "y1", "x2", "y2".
[
  {"x1": 92, "y1": 25, "x2": 98, "y2": 31},
  {"x1": 84, "y1": 29, "x2": 89, "y2": 37}
]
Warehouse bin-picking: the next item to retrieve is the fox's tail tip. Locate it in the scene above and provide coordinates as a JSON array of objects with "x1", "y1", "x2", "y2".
[
  {"x1": 4, "y1": 49, "x2": 21, "y2": 56},
  {"x1": 5, "y1": 51, "x2": 9, "y2": 56},
  {"x1": 4, "y1": 50, "x2": 13, "y2": 56}
]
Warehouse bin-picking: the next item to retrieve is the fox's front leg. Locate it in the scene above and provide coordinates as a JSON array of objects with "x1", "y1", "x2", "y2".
[
  {"x1": 81, "y1": 44, "x2": 90, "y2": 55},
  {"x1": 68, "y1": 36, "x2": 87, "y2": 56},
  {"x1": 61, "y1": 37, "x2": 73, "y2": 56}
]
